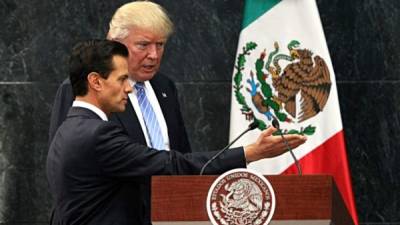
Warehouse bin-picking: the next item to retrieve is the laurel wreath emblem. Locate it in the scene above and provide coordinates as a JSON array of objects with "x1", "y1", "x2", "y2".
[{"x1": 232, "y1": 40, "x2": 332, "y2": 136}]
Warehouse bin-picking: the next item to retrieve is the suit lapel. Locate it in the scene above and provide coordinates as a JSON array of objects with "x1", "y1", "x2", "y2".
[
  {"x1": 150, "y1": 75, "x2": 171, "y2": 122},
  {"x1": 110, "y1": 100, "x2": 147, "y2": 144},
  {"x1": 150, "y1": 75, "x2": 178, "y2": 148}
]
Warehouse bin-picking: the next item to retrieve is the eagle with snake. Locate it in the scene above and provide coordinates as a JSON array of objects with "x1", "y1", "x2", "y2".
[{"x1": 267, "y1": 41, "x2": 332, "y2": 122}]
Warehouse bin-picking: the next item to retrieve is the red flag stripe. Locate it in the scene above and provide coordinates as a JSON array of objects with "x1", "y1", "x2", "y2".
[{"x1": 282, "y1": 131, "x2": 359, "y2": 225}]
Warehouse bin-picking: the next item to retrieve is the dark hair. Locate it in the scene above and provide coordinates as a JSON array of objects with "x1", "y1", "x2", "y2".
[{"x1": 69, "y1": 39, "x2": 129, "y2": 97}]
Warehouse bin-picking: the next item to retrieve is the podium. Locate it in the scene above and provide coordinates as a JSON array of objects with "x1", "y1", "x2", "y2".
[{"x1": 152, "y1": 175, "x2": 354, "y2": 225}]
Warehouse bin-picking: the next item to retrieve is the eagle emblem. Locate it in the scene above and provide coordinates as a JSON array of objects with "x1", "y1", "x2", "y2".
[
  {"x1": 207, "y1": 169, "x2": 275, "y2": 225},
  {"x1": 233, "y1": 40, "x2": 332, "y2": 135}
]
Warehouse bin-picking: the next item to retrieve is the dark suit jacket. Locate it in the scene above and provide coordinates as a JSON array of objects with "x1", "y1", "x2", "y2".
[
  {"x1": 47, "y1": 107, "x2": 246, "y2": 225},
  {"x1": 48, "y1": 74, "x2": 191, "y2": 224}
]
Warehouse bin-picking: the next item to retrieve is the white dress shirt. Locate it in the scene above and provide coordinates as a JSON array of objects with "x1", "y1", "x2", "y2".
[{"x1": 129, "y1": 79, "x2": 170, "y2": 150}]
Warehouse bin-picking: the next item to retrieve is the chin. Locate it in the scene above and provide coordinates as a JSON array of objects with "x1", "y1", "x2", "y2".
[
  {"x1": 112, "y1": 106, "x2": 126, "y2": 113},
  {"x1": 137, "y1": 71, "x2": 157, "y2": 81},
  {"x1": 119, "y1": 106, "x2": 126, "y2": 112}
]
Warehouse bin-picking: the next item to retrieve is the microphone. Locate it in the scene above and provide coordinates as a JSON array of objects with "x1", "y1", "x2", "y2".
[
  {"x1": 199, "y1": 120, "x2": 259, "y2": 175},
  {"x1": 272, "y1": 117, "x2": 302, "y2": 175}
]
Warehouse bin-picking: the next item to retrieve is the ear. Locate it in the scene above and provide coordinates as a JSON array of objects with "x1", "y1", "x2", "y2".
[
  {"x1": 87, "y1": 72, "x2": 102, "y2": 92},
  {"x1": 106, "y1": 31, "x2": 112, "y2": 40}
]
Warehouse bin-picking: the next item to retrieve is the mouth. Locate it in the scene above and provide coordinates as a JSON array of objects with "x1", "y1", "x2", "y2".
[{"x1": 142, "y1": 64, "x2": 156, "y2": 72}]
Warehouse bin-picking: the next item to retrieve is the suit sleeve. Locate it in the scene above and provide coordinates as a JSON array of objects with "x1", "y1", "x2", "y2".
[
  {"x1": 48, "y1": 78, "x2": 74, "y2": 145},
  {"x1": 94, "y1": 122, "x2": 246, "y2": 177}
]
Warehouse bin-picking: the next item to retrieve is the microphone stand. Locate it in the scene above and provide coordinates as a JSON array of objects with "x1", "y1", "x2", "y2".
[
  {"x1": 199, "y1": 121, "x2": 258, "y2": 175},
  {"x1": 272, "y1": 118, "x2": 302, "y2": 175}
]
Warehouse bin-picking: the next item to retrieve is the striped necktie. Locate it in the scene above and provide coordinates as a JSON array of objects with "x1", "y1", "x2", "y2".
[{"x1": 134, "y1": 82, "x2": 165, "y2": 150}]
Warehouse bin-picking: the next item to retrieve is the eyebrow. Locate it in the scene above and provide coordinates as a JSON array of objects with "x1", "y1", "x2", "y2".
[
  {"x1": 134, "y1": 39, "x2": 166, "y2": 43},
  {"x1": 118, "y1": 74, "x2": 129, "y2": 79}
]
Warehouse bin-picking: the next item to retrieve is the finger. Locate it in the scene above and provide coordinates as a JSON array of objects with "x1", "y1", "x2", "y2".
[
  {"x1": 262, "y1": 126, "x2": 277, "y2": 137},
  {"x1": 282, "y1": 134, "x2": 307, "y2": 142},
  {"x1": 286, "y1": 138, "x2": 307, "y2": 149},
  {"x1": 272, "y1": 136, "x2": 306, "y2": 152}
]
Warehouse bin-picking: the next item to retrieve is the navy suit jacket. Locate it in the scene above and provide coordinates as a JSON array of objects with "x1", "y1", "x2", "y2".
[
  {"x1": 47, "y1": 107, "x2": 246, "y2": 225},
  {"x1": 48, "y1": 74, "x2": 192, "y2": 224}
]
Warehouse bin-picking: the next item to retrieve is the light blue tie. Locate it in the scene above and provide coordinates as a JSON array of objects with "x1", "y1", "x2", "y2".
[{"x1": 135, "y1": 82, "x2": 165, "y2": 150}]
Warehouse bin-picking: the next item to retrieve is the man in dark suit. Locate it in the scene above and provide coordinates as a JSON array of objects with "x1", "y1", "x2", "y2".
[
  {"x1": 48, "y1": 2, "x2": 190, "y2": 224},
  {"x1": 47, "y1": 39, "x2": 306, "y2": 225}
]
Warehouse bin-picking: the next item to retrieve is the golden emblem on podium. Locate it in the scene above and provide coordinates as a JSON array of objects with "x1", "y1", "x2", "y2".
[{"x1": 207, "y1": 169, "x2": 276, "y2": 225}]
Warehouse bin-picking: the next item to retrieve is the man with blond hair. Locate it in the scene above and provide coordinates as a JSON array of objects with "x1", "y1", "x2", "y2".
[{"x1": 49, "y1": 2, "x2": 190, "y2": 223}]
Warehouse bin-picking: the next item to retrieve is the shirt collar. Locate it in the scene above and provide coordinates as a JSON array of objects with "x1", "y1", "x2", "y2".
[
  {"x1": 72, "y1": 100, "x2": 108, "y2": 121},
  {"x1": 129, "y1": 79, "x2": 150, "y2": 89}
]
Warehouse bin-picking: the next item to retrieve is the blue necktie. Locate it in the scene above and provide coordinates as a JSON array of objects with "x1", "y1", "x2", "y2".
[{"x1": 135, "y1": 82, "x2": 165, "y2": 150}]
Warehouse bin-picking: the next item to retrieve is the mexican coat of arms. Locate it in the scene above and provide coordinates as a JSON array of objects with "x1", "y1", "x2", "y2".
[{"x1": 233, "y1": 40, "x2": 332, "y2": 135}]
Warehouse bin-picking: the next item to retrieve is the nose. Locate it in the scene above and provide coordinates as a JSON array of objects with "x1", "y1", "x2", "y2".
[
  {"x1": 125, "y1": 81, "x2": 133, "y2": 93},
  {"x1": 147, "y1": 44, "x2": 158, "y2": 60}
]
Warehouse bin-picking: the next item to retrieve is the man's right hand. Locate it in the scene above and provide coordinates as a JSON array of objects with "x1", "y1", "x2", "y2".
[{"x1": 244, "y1": 126, "x2": 307, "y2": 163}]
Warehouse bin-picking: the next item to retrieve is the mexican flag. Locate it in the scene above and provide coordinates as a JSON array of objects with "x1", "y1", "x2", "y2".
[{"x1": 229, "y1": 0, "x2": 358, "y2": 224}]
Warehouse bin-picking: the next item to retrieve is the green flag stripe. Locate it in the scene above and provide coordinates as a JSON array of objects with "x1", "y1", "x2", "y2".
[{"x1": 242, "y1": 0, "x2": 281, "y2": 29}]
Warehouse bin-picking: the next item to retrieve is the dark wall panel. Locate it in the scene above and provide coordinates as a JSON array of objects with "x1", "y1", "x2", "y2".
[{"x1": 0, "y1": 0, "x2": 399, "y2": 224}]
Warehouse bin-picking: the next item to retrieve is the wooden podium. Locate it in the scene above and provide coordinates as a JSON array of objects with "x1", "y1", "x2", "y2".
[{"x1": 152, "y1": 175, "x2": 354, "y2": 225}]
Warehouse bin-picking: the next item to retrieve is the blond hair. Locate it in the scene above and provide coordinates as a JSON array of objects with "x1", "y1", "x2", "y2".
[{"x1": 108, "y1": 1, "x2": 174, "y2": 40}]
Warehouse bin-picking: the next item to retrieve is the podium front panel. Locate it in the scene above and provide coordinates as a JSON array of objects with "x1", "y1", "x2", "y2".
[{"x1": 152, "y1": 175, "x2": 354, "y2": 225}]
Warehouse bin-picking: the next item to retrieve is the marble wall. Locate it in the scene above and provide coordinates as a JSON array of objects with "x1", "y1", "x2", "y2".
[{"x1": 0, "y1": 0, "x2": 398, "y2": 224}]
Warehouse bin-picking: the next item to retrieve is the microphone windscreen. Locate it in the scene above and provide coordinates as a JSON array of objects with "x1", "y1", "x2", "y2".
[{"x1": 272, "y1": 118, "x2": 280, "y2": 129}]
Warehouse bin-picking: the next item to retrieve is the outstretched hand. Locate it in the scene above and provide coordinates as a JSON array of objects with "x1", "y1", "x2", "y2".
[{"x1": 244, "y1": 126, "x2": 307, "y2": 163}]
